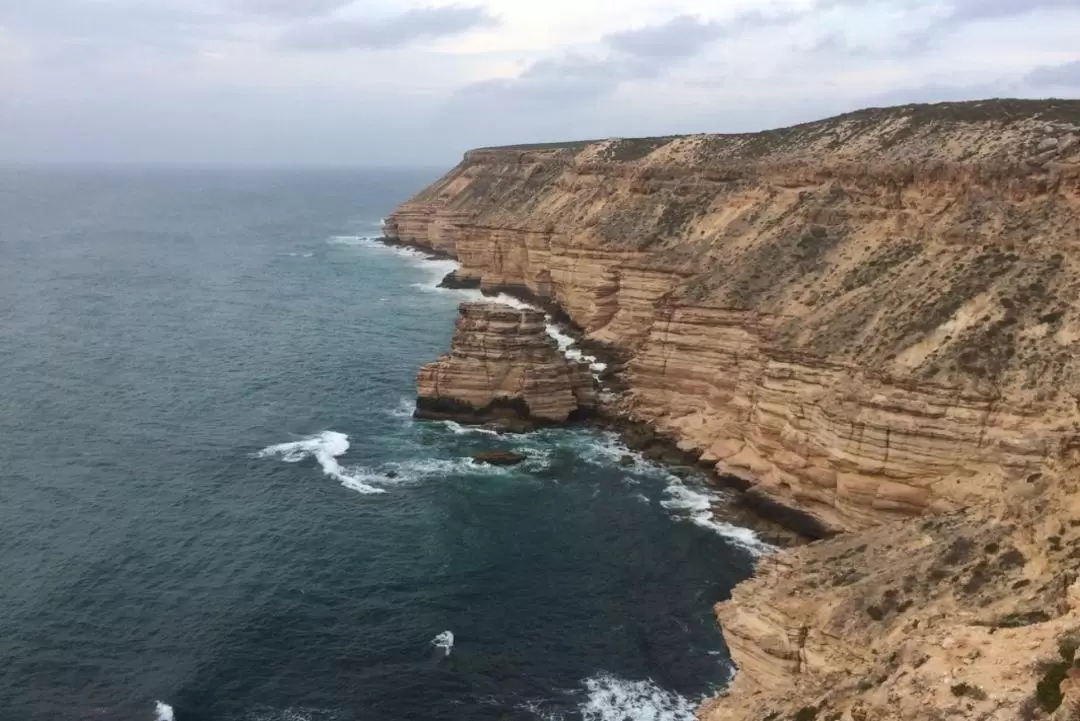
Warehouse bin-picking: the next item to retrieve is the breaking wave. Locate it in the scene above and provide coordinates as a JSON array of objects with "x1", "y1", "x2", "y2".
[
  {"x1": 579, "y1": 673, "x2": 697, "y2": 721},
  {"x1": 430, "y1": 630, "x2": 454, "y2": 656},
  {"x1": 661, "y1": 481, "x2": 774, "y2": 557},
  {"x1": 154, "y1": 701, "x2": 175, "y2": 721},
  {"x1": 257, "y1": 431, "x2": 539, "y2": 495},
  {"x1": 440, "y1": 420, "x2": 502, "y2": 437},
  {"x1": 257, "y1": 431, "x2": 388, "y2": 495},
  {"x1": 387, "y1": 396, "x2": 417, "y2": 422}
]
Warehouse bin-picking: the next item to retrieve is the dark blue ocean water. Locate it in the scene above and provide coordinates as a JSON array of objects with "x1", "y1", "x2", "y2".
[{"x1": 0, "y1": 167, "x2": 759, "y2": 721}]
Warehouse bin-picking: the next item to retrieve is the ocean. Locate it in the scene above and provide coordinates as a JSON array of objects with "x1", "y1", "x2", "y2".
[{"x1": 0, "y1": 167, "x2": 760, "y2": 721}]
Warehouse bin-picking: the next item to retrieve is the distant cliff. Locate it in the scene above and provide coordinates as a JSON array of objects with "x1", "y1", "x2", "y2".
[{"x1": 387, "y1": 99, "x2": 1080, "y2": 720}]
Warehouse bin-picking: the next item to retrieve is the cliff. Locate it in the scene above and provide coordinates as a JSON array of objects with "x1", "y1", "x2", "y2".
[
  {"x1": 386, "y1": 99, "x2": 1080, "y2": 535},
  {"x1": 388, "y1": 99, "x2": 1080, "y2": 719},
  {"x1": 415, "y1": 301, "x2": 596, "y2": 428}
]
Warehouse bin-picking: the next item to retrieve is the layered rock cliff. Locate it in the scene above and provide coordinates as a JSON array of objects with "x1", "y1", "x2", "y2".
[
  {"x1": 415, "y1": 301, "x2": 596, "y2": 428},
  {"x1": 386, "y1": 99, "x2": 1080, "y2": 535},
  {"x1": 389, "y1": 99, "x2": 1080, "y2": 720}
]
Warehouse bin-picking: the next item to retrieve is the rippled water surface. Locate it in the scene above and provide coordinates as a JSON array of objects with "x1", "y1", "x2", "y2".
[{"x1": 0, "y1": 167, "x2": 757, "y2": 721}]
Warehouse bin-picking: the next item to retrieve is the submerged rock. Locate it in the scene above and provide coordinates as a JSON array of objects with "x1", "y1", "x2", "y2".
[{"x1": 471, "y1": 451, "x2": 526, "y2": 466}]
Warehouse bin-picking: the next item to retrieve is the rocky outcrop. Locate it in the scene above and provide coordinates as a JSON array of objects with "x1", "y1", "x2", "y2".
[
  {"x1": 415, "y1": 302, "x2": 596, "y2": 428},
  {"x1": 386, "y1": 99, "x2": 1080, "y2": 535},
  {"x1": 702, "y1": 462, "x2": 1080, "y2": 721}
]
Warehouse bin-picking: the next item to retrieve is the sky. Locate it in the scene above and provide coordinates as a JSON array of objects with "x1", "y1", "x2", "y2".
[{"x1": 1, "y1": 0, "x2": 1078, "y2": 166}]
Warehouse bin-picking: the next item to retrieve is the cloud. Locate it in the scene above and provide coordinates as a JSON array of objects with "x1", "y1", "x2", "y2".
[
  {"x1": 605, "y1": 14, "x2": 723, "y2": 59},
  {"x1": 279, "y1": 5, "x2": 498, "y2": 51},
  {"x1": 1025, "y1": 59, "x2": 1080, "y2": 87},
  {"x1": 946, "y1": 0, "x2": 1078, "y2": 23},
  {"x1": 231, "y1": 0, "x2": 357, "y2": 18},
  {"x1": 449, "y1": 14, "x2": 731, "y2": 111}
]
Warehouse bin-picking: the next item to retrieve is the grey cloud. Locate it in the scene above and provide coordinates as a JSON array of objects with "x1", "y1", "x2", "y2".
[
  {"x1": 279, "y1": 5, "x2": 498, "y2": 51},
  {"x1": 449, "y1": 14, "x2": 728, "y2": 111},
  {"x1": 946, "y1": 0, "x2": 1078, "y2": 23},
  {"x1": 231, "y1": 0, "x2": 357, "y2": 18},
  {"x1": 605, "y1": 14, "x2": 723, "y2": 59},
  {"x1": 1026, "y1": 59, "x2": 1080, "y2": 87}
]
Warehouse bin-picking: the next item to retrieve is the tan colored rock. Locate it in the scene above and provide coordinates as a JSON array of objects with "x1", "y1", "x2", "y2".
[
  {"x1": 415, "y1": 302, "x2": 596, "y2": 427},
  {"x1": 390, "y1": 100, "x2": 1080, "y2": 721},
  {"x1": 388, "y1": 100, "x2": 1080, "y2": 533}
]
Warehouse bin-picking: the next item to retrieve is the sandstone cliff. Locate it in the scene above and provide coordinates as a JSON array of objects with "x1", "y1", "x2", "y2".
[
  {"x1": 387, "y1": 99, "x2": 1080, "y2": 536},
  {"x1": 390, "y1": 99, "x2": 1080, "y2": 720},
  {"x1": 415, "y1": 301, "x2": 596, "y2": 428}
]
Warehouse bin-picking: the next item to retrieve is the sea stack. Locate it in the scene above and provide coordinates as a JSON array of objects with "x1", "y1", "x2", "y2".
[{"x1": 415, "y1": 302, "x2": 597, "y2": 430}]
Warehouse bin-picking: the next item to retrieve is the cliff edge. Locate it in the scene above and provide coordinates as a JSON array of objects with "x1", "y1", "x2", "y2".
[
  {"x1": 387, "y1": 99, "x2": 1080, "y2": 535},
  {"x1": 387, "y1": 99, "x2": 1080, "y2": 719}
]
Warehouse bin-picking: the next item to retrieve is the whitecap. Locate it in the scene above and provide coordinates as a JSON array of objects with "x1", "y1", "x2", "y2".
[
  {"x1": 431, "y1": 630, "x2": 455, "y2": 655},
  {"x1": 257, "y1": 431, "x2": 387, "y2": 495},
  {"x1": 576, "y1": 432, "x2": 656, "y2": 474},
  {"x1": 661, "y1": 481, "x2": 774, "y2": 557},
  {"x1": 579, "y1": 673, "x2": 697, "y2": 721},
  {"x1": 441, "y1": 420, "x2": 501, "y2": 437},
  {"x1": 389, "y1": 397, "x2": 416, "y2": 420},
  {"x1": 154, "y1": 701, "x2": 175, "y2": 721}
]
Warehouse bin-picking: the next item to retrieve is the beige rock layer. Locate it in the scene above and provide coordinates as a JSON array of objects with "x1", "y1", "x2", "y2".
[
  {"x1": 415, "y1": 301, "x2": 596, "y2": 425},
  {"x1": 386, "y1": 99, "x2": 1080, "y2": 534}
]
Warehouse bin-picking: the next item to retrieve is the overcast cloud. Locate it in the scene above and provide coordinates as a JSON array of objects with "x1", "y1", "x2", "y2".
[{"x1": 1, "y1": 0, "x2": 1077, "y2": 166}]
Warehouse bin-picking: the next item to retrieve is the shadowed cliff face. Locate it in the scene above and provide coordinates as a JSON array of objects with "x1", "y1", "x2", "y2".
[
  {"x1": 388, "y1": 99, "x2": 1080, "y2": 535},
  {"x1": 389, "y1": 99, "x2": 1080, "y2": 721}
]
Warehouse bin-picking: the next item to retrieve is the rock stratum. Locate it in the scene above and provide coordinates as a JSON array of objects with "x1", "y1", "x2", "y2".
[
  {"x1": 389, "y1": 99, "x2": 1080, "y2": 719},
  {"x1": 415, "y1": 301, "x2": 596, "y2": 429}
]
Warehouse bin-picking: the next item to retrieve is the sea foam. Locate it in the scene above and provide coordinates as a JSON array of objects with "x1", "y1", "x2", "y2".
[
  {"x1": 154, "y1": 701, "x2": 175, "y2": 721},
  {"x1": 579, "y1": 673, "x2": 697, "y2": 721},
  {"x1": 431, "y1": 630, "x2": 455, "y2": 655},
  {"x1": 256, "y1": 431, "x2": 387, "y2": 495},
  {"x1": 661, "y1": 481, "x2": 774, "y2": 557}
]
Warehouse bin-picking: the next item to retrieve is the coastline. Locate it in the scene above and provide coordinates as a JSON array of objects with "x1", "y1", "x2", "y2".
[{"x1": 378, "y1": 232, "x2": 815, "y2": 546}]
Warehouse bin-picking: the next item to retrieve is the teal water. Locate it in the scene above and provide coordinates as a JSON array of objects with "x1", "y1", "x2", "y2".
[{"x1": 0, "y1": 167, "x2": 759, "y2": 721}]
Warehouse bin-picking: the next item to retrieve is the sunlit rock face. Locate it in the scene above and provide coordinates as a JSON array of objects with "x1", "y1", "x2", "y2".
[{"x1": 415, "y1": 302, "x2": 596, "y2": 429}]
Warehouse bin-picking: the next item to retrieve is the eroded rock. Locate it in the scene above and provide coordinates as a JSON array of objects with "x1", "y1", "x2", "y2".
[{"x1": 415, "y1": 302, "x2": 597, "y2": 429}]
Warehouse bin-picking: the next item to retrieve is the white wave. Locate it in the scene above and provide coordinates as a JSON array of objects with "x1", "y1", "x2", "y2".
[
  {"x1": 441, "y1": 420, "x2": 502, "y2": 437},
  {"x1": 661, "y1": 481, "x2": 774, "y2": 557},
  {"x1": 577, "y1": 431, "x2": 660, "y2": 475},
  {"x1": 579, "y1": 673, "x2": 697, "y2": 721},
  {"x1": 257, "y1": 431, "x2": 387, "y2": 495},
  {"x1": 383, "y1": 455, "x2": 519, "y2": 480},
  {"x1": 431, "y1": 630, "x2": 455, "y2": 655},
  {"x1": 544, "y1": 322, "x2": 607, "y2": 373},
  {"x1": 634, "y1": 493, "x2": 651, "y2": 505},
  {"x1": 518, "y1": 700, "x2": 565, "y2": 721},
  {"x1": 154, "y1": 701, "x2": 175, "y2": 721},
  {"x1": 389, "y1": 397, "x2": 416, "y2": 419}
]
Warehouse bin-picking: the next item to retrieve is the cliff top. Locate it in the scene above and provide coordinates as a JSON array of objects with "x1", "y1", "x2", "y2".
[{"x1": 469, "y1": 98, "x2": 1080, "y2": 166}]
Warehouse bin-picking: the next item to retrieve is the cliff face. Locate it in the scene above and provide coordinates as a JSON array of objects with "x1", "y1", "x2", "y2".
[
  {"x1": 415, "y1": 301, "x2": 596, "y2": 427},
  {"x1": 386, "y1": 100, "x2": 1080, "y2": 535},
  {"x1": 703, "y1": 462, "x2": 1080, "y2": 721},
  {"x1": 390, "y1": 100, "x2": 1080, "y2": 720}
]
